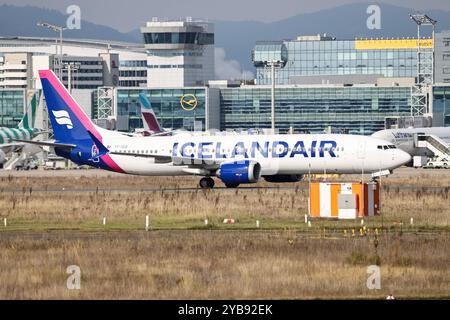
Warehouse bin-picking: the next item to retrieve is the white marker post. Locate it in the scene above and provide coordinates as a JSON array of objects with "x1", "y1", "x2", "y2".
[
  {"x1": 145, "y1": 215, "x2": 149, "y2": 231},
  {"x1": 102, "y1": 217, "x2": 106, "y2": 226},
  {"x1": 204, "y1": 219, "x2": 208, "y2": 226},
  {"x1": 3, "y1": 218, "x2": 6, "y2": 227},
  {"x1": 308, "y1": 221, "x2": 312, "y2": 228},
  {"x1": 361, "y1": 219, "x2": 364, "y2": 226},
  {"x1": 256, "y1": 220, "x2": 260, "y2": 228},
  {"x1": 410, "y1": 217, "x2": 414, "y2": 225},
  {"x1": 304, "y1": 214, "x2": 308, "y2": 224}
]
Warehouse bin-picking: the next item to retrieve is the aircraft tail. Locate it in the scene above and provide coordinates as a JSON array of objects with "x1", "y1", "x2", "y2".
[
  {"x1": 18, "y1": 91, "x2": 38, "y2": 129},
  {"x1": 39, "y1": 69, "x2": 123, "y2": 172},
  {"x1": 139, "y1": 92, "x2": 164, "y2": 133},
  {"x1": 39, "y1": 69, "x2": 102, "y2": 144}
]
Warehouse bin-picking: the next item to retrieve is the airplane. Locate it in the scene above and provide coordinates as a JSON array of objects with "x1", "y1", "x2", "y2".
[
  {"x1": 15, "y1": 70, "x2": 411, "y2": 188},
  {"x1": 138, "y1": 92, "x2": 167, "y2": 136},
  {"x1": 0, "y1": 92, "x2": 42, "y2": 168},
  {"x1": 372, "y1": 127, "x2": 450, "y2": 157},
  {"x1": 119, "y1": 93, "x2": 172, "y2": 138}
]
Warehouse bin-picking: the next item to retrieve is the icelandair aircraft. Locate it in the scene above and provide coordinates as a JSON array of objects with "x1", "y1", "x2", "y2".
[
  {"x1": 0, "y1": 92, "x2": 41, "y2": 167},
  {"x1": 16, "y1": 70, "x2": 411, "y2": 188}
]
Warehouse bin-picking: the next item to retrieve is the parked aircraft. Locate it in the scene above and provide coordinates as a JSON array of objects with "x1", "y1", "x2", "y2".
[
  {"x1": 139, "y1": 92, "x2": 167, "y2": 136},
  {"x1": 372, "y1": 127, "x2": 450, "y2": 156},
  {"x1": 372, "y1": 127, "x2": 450, "y2": 168},
  {"x1": 0, "y1": 92, "x2": 42, "y2": 168}
]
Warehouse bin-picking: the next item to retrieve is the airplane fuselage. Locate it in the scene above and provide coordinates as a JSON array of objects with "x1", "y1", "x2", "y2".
[{"x1": 70, "y1": 129, "x2": 411, "y2": 176}]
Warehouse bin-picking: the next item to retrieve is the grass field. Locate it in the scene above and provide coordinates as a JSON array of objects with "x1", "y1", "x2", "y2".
[
  {"x1": 1, "y1": 230, "x2": 449, "y2": 299},
  {"x1": 0, "y1": 168, "x2": 449, "y2": 299}
]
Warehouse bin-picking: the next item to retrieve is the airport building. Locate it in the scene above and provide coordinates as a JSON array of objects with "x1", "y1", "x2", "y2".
[
  {"x1": 0, "y1": 88, "x2": 25, "y2": 127},
  {"x1": 252, "y1": 35, "x2": 432, "y2": 85},
  {"x1": 116, "y1": 87, "x2": 220, "y2": 132},
  {"x1": 141, "y1": 18, "x2": 215, "y2": 88},
  {"x1": 1, "y1": 18, "x2": 450, "y2": 134},
  {"x1": 0, "y1": 37, "x2": 147, "y2": 89}
]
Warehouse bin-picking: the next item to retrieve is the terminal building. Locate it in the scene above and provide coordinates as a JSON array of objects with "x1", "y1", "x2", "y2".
[
  {"x1": 0, "y1": 37, "x2": 147, "y2": 89},
  {"x1": 1, "y1": 18, "x2": 450, "y2": 136},
  {"x1": 252, "y1": 35, "x2": 431, "y2": 85}
]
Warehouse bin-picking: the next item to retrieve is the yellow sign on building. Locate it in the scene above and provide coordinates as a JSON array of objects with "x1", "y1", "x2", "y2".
[
  {"x1": 355, "y1": 39, "x2": 433, "y2": 50},
  {"x1": 180, "y1": 94, "x2": 198, "y2": 111}
]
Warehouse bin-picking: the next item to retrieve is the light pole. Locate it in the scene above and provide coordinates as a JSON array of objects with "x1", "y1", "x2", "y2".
[
  {"x1": 265, "y1": 60, "x2": 283, "y2": 133},
  {"x1": 37, "y1": 22, "x2": 67, "y2": 79},
  {"x1": 62, "y1": 62, "x2": 81, "y2": 94}
]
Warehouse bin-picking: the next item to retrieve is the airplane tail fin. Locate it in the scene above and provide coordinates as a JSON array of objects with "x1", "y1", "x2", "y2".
[
  {"x1": 39, "y1": 70, "x2": 123, "y2": 172},
  {"x1": 39, "y1": 69, "x2": 101, "y2": 144},
  {"x1": 18, "y1": 91, "x2": 38, "y2": 129},
  {"x1": 139, "y1": 92, "x2": 164, "y2": 133}
]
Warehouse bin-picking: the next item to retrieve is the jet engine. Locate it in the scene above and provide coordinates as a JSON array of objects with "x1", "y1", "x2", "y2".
[{"x1": 217, "y1": 160, "x2": 261, "y2": 188}]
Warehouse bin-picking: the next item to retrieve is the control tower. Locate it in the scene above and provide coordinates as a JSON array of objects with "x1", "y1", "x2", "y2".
[{"x1": 141, "y1": 18, "x2": 215, "y2": 88}]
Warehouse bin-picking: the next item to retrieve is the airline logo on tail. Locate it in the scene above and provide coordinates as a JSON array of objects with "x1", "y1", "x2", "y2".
[
  {"x1": 52, "y1": 110, "x2": 73, "y2": 129},
  {"x1": 139, "y1": 93, "x2": 164, "y2": 134},
  {"x1": 91, "y1": 144, "x2": 100, "y2": 163}
]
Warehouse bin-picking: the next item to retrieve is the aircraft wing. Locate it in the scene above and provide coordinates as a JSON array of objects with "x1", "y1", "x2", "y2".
[
  {"x1": 108, "y1": 151, "x2": 172, "y2": 163},
  {"x1": 11, "y1": 139, "x2": 76, "y2": 150},
  {"x1": 1, "y1": 143, "x2": 24, "y2": 149},
  {"x1": 169, "y1": 156, "x2": 241, "y2": 171}
]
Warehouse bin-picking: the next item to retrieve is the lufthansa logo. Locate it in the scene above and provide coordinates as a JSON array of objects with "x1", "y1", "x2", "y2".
[{"x1": 180, "y1": 94, "x2": 197, "y2": 111}]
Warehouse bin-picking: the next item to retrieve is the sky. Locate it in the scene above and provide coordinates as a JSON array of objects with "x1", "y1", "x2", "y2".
[{"x1": 1, "y1": 0, "x2": 450, "y2": 32}]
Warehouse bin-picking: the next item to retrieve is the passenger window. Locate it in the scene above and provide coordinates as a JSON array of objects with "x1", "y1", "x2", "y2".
[{"x1": 377, "y1": 145, "x2": 383, "y2": 149}]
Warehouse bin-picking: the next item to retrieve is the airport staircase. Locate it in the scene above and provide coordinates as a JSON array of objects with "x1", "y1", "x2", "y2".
[
  {"x1": 3, "y1": 152, "x2": 27, "y2": 170},
  {"x1": 416, "y1": 134, "x2": 450, "y2": 160}
]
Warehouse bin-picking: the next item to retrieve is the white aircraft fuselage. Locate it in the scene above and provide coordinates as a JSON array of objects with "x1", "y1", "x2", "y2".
[{"x1": 99, "y1": 128, "x2": 411, "y2": 176}]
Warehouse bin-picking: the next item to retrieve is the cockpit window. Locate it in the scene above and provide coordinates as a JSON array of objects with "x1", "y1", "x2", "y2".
[{"x1": 378, "y1": 145, "x2": 396, "y2": 150}]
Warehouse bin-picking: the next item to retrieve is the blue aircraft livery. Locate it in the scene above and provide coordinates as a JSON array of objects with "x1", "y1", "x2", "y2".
[{"x1": 173, "y1": 140, "x2": 338, "y2": 159}]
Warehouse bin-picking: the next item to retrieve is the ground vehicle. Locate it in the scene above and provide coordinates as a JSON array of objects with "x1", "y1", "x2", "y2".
[{"x1": 423, "y1": 157, "x2": 449, "y2": 169}]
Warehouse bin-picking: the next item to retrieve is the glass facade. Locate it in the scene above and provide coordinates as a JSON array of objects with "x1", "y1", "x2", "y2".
[
  {"x1": 117, "y1": 88, "x2": 206, "y2": 132},
  {"x1": 0, "y1": 89, "x2": 24, "y2": 127},
  {"x1": 220, "y1": 86, "x2": 412, "y2": 135},
  {"x1": 432, "y1": 86, "x2": 450, "y2": 127},
  {"x1": 253, "y1": 39, "x2": 427, "y2": 85},
  {"x1": 252, "y1": 42, "x2": 288, "y2": 66},
  {"x1": 143, "y1": 32, "x2": 214, "y2": 45}
]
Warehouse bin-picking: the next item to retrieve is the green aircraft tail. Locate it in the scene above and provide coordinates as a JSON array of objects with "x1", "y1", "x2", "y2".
[{"x1": 18, "y1": 91, "x2": 39, "y2": 129}]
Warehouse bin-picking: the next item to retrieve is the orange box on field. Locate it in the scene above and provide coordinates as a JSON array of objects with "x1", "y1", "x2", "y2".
[{"x1": 309, "y1": 181, "x2": 380, "y2": 219}]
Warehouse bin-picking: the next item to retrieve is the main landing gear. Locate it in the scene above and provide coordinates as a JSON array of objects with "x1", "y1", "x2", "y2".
[{"x1": 199, "y1": 177, "x2": 215, "y2": 189}]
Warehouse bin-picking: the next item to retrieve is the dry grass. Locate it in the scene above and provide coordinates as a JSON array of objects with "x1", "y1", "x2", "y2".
[
  {"x1": 0, "y1": 231, "x2": 449, "y2": 299},
  {"x1": 0, "y1": 168, "x2": 448, "y2": 299},
  {"x1": 0, "y1": 169, "x2": 448, "y2": 229}
]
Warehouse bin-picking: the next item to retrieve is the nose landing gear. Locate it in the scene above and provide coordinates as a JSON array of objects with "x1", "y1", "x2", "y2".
[{"x1": 199, "y1": 177, "x2": 215, "y2": 189}]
